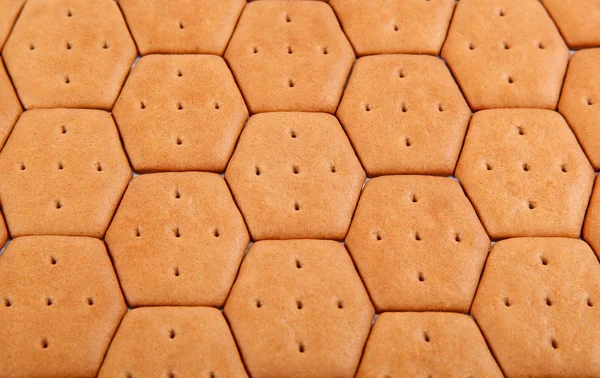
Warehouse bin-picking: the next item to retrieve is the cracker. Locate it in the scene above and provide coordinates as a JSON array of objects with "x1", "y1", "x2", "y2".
[
  {"x1": 441, "y1": 0, "x2": 569, "y2": 110},
  {"x1": 0, "y1": 0, "x2": 24, "y2": 50},
  {"x1": 346, "y1": 176, "x2": 489, "y2": 312},
  {"x1": 456, "y1": 109, "x2": 594, "y2": 239},
  {"x1": 224, "y1": 1, "x2": 354, "y2": 113},
  {"x1": 224, "y1": 240, "x2": 374, "y2": 378},
  {"x1": 330, "y1": 0, "x2": 454, "y2": 56},
  {"x1": 357, "y1": 312, "x2": 502, "y2": 377},
  {"x1": 0, "y1": 236, "x2": 126, "y2": 377},
  {"x1": 0, "y1": 57, "x2": 22, "y2": 149},
  {"x1": 113, "y1": 55, "x2": 248, "y2": 173},
  {"x1": 558, "y1": 49, "x2": 600, "y2": 169},
  {"x1": 105, "y1": 172, "x2": 249, "y2": 307},
  {"x1": 337, "y1": 55, "x2": 471, "y2": 176},
  {"x1": 225, "y1": 112, "x2": 365, "y2": 240},
  {"x1": 541, "y1": 0, "x2": 600, "y2": 49},
  {"x1": 98, "y1": 307, "x2": 247, "y2": 378},
  {"x1": 2, "y1": 0, "x2": 137, "y2": 109},
  {"x1": 0, "y1": 109, "x2": 132, "y2": 238},
  {"x1": 583, "y1": 176, "x2": 600, "y2": 258},
  {"x1": 472, "y1": 237, "x2": 600, "y2": 377},
  {"x1": 118, "y1": 0, "x2": 245, "y2": 55}
]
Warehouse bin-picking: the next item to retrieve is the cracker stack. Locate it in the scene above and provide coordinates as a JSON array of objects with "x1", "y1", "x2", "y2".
[{"x1": 1, "y1": 0, "x2": 599, "y2": 377}]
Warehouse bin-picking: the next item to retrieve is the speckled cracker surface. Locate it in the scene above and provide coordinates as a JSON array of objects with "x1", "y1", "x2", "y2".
[
  {"x1": 226, "y1": 112, "x2": 365, "y2": 240},
  {"x1": 330, "y1": 0, "x2": 454, "y2": 56},
  {"x1": 0, "y1": 109, "x2": 132, "y2": 238},
  {"x1": 113, "y1": 55, "x2": 248, "y2": 173},
  {"x1": 0, "y1": 57, "x2": 22, "y2": 150},
  {"x1": 357, "y1": 312, "x2": 503, "y2": 378},
  {"x1": 105, "y1": 172, "x2": 249, "y2": 307},
  {"x1": 98, "y1": 307, "x2": 248, "y2": 378},
  {"x1": 0, "y1": 0, "x2": 24, "y2": 50},
  {"x1": 0, "y1": 236, "x2": 126, "y2": 378},
  {"x1": 442, "y1": 0, "x2": 569, "y2": 110},
  {"x1": 472, "y1": 238, "x2": 600, "y2": 377},
  {"x1": 225, "y1": 1, "x2": 354, "y2": 113},
  {"x1": 559, "y1": 49, "x2": 600, "y2": 169},
  {"x1": 337, "y1": 54, "x2": 471, "y2": 176},
  {"x1": 3, "y1": 0, "x2": 137, "y2": 109},
  {"x1": 119, "y1": 0, "x2": 245, "y2": 55},
  {"x1": 346, "y1": 176, "x2": 490, "y2": 312},
  {"x1": 224, "y1": 240, "x2": 374, "y2": 378},
  {"x1": 456, "y1": 109, "x2": 594, "y2": 239},
  {"x1": 541, "y1": 0, "x2": 600, "y2": 48}
]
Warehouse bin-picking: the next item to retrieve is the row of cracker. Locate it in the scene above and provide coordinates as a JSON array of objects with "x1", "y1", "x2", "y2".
[
  {"x1": 0, "y1": 0, "x2": 598, "y2": 113},
  {"x1": 4, "y1": 234, "x2": 599, "y2": 377}
]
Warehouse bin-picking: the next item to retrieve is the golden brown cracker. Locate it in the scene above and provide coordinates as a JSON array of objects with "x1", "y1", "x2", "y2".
[
  {"x1": 224, "y1": 240, "x2": 374, "y2": 378},
  {"x1": 225, "y1": 112, "x2": 365, "y2": 240},
  {"x1": 0, "y1": 109, "x2": 132, "y2": 238},
  {"x1": 225, "y1": 1, "x2": 354, "y2": 113},
  {"x1": 105, "y1": 172, "x2": 249, "y2": 307},
  {"x1": 456, "y1": 109, "x2": 594, "y2": 239}
]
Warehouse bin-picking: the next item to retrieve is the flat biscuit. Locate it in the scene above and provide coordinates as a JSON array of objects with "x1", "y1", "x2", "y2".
[
  {"x1": 0, "y1": 58, "x2": 22, "y2": 150},
  {"x1": 224, "y1": 240, "x2": 374, "y2": 378},
  {"x1": 330, "y1": 0, "x2": 455, "y2": 56},
  {"x1": 558, "y1": 49, "x2": 600, "y2": 169},
  {"x1": 337, "y1": 55, "x2": 471, "y2": 176},
  {"x1": 583, "y1": 176, "x2": 600, "y2": 258},
  {"x1": 105, "y1": 172, "x2": 249, "y2": 307},
  {"x1": 0, "y1": 0, "x2": 24, "y2": 50},
  {"x1": 225, "y1": 112, "x2": 365, "y2": 240},
  {"x1": 3, "y1": 0, "x2": 137, "y2": 109},
  {"x1": 441, "y1": 0, "x2": 569, "y2": 110},
  {"x1": 346, "y1": 176, "x2": 490, "y2": 312},
  {"x1": 356, "y1": 312, "x2": 503, "y2": 377},
  {"x1": 113, "y1": 55, "x2": 248, "y2": 173},
  {"x1": 0, "y1": 236, "x2": 126, "y2": 378},
  {"x1": 472, "y1": 238, "x2": 600, "y2": 377},
  {"x1": 541, "y1": 0, "x2": 600, "y2": 49},
  {"x1": 0, "y1": 109, "x2": 132, "y2": 238},
  {"x1": 456, "y1": 109, "x2": 594, "y2": 239},
  {"x1": 118, "y1": 0, "x2": 245, "y2": 55},
  {"x1": 98, "y1": 307, "x2": 248, "y2": 378},
  {"x1": 225, "y1": 1, "x2": 354, "y2": 113}
]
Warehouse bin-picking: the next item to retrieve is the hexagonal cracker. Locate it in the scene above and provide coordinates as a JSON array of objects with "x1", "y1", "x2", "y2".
[
  {"x1": 356, "y1": 312, "x2": 502, "y2": 377},
  {"x1": 0, "y1": 57, "x2": 22, "y2": 150},
  {"x1": 330, "y1": 0, "x2": 455, "y2": 56},
  {"x1": 559, "y1": 49, "x2": 600, "y2": 169},
  {"x1": 3, "y1": 0, "x2": 137, "y2": 109},
  {"x1": 0, "y1": 109, "x2": 132, "y2": 238},
  {"x1": 441, "y1": 0, "x2": 569, "y2": 110},
  {"x1": 118, "y1": 0, "x2": 245, "y2": 55},
  {"x1": 224, "y1": 240, "x2": 374, "y2": 378},
  {"x1": 346, "y1": 176, "x2": 490, "y2": 313},
  {"x1": 225, "y1": 1, "x2": 354, "y2": 113},
  {"x1": 98, "y1": 307, "x2": 248, "y2": 378},
  {"x1": 105, "y1": 172, "x2": 249, "y2": 307},
  {"x1": 0, "y1": 0, "x2": 24, "y2": 50},
  {"x1": 0, "y1": 236, "x2": 126, "y2": 377},
  {"x1": 225, "y1": 112, "x2": 365, "y2": 240},
  {"x1": 472, "y1": 238, "x2": 600, "y2": 377},
  {"x1": 541, "y1": 0, "x2": 600, "y2": 49},
  {"x1": 337, "y1": 55, "x2": 471, "y2": 176},
  {"x1": 456, "y1": 109, "x2": 594, "y2": 239},
  {"x1": 113, "y1": 55, "x2": 248, "y2": 173}
]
